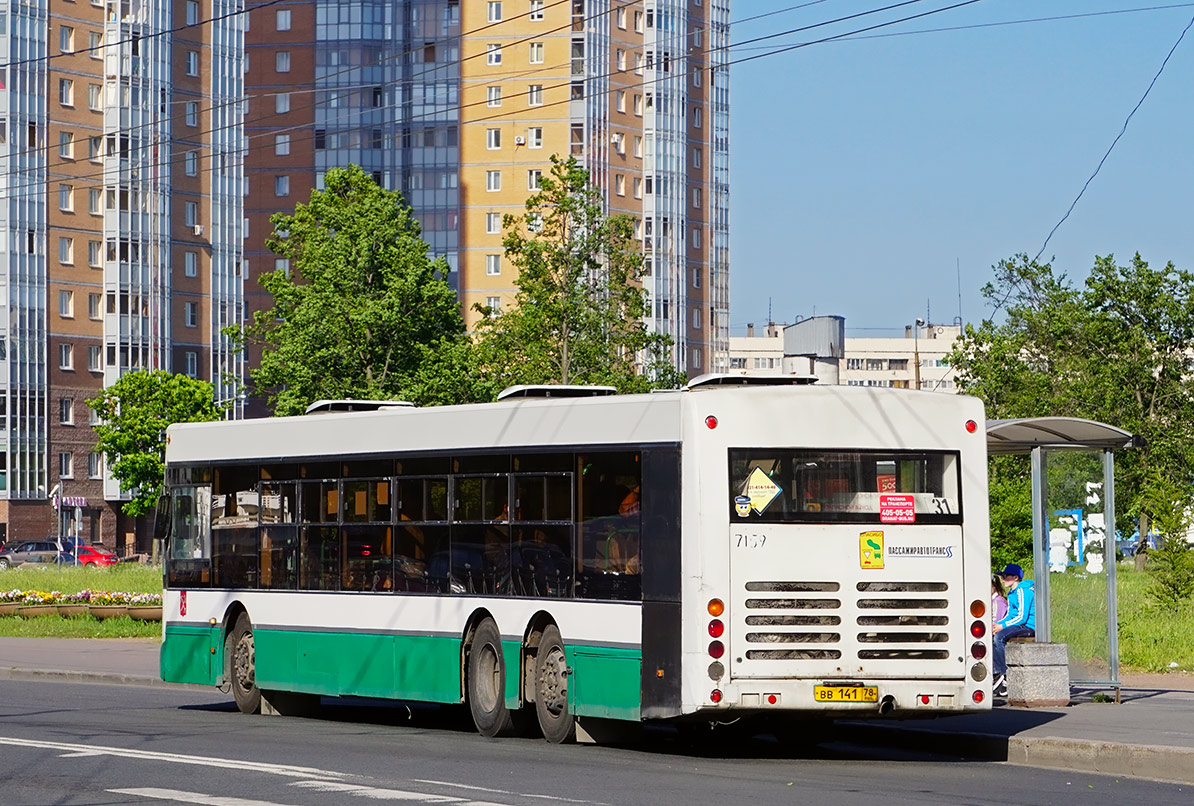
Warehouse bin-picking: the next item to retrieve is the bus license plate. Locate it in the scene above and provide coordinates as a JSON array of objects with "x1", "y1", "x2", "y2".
[{"x1": 814, "y1": 686, "x2": 878, "y2": 703}]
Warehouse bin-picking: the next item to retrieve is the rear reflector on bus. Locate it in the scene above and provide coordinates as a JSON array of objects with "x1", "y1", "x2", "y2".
[
  {"x1": 970, "y1": 662, "x2": 988, "y2": 682},
  {"x1": 708, "y1": 640, "x2": 725, "y2": 659},
  {"x1": 970, "y1": 620, "x2": 986, "y2": 639},
  {"x1": 971, "y1": 641, "x2": 987, "y2": 660},
  {"x1": 966, "y1": 420, "x2": 978, "y2": 433},
  {"x1": 707, "y1": 598, "x2": 725, "y2": 617},
  {"x1": 708, "y1": 619, "x2": 724, "y2": 638},
  {"x1": 706, "y1": 416, "x2": 718, "y2": 429},
  {"x1": 710, "y1": 689, "x2": 723, "y2": 703},
  {"x1": 972, "y1": 690, "x2": 985, "y2": 704},
  {"x1": 970, "y1": 599, "x2": 986, "y2": 618}
]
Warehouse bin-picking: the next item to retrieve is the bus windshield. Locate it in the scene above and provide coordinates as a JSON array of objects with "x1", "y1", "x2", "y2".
[{"x1": 729, "y1": 449, "x2": 961, "y2": 525}]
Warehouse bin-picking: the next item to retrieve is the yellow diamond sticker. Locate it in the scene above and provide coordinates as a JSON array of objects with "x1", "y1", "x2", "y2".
[
  {"x1": 860, "y1": 531, "x2": 885, "y2": 569},
  {"x1": 742, "y1": 466, "x2": 782, "y2": 515}
]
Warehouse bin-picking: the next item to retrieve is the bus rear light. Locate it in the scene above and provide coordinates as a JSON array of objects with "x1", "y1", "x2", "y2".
[
  {"x1": 970, "y1": 620, "x2": 986, "y2": 638},
  {"x1": 708, "y1": 640, "x2": 725, "y2": 659},
  {"x1": 708, "y1": 661, "x2": 725, "y2": 680},
  {"x1": 970, "y1": 599, "x2": 986, "y2": 618},
  {"x1": 705, "y1": 415, "x2": 718, "y2": 429},
  {"x1": 710, "y1": 689, "x2": 723, "y2": 703},
  {"x1": 971, "y1": 641, "x2": 987, "y2": 660},
  {"x1": 966, "y1": 419, "x2": 977, "y2": 433},
  {"x1": 970, "y1": 663, "x2": 988, "y2": 682},
  {"x1": 920, "y1": 695, "x2": 931, "y2": 705},
  {"x1": 707, "y1": 598, "x2": 725, "y2": 617},
  {"x1": 708, "y1": 619, "x2": 724, "y2": 638},
  {"x1": 972, "y1": 689, "x2": 985, "y2": 704}
]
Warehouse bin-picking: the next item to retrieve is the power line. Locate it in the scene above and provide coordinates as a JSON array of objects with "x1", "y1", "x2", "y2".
[
  {"x1": 7, "y1": 1, "x2": 980, "y2": 202},
  {"x1": 1034, "y1": 10, "x2": 1194, "y2": 262}
]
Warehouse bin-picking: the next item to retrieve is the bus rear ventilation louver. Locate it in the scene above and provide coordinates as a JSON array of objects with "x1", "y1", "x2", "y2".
[{"x1": 854, "y1": 582, "x2": 952, "y2": 660}]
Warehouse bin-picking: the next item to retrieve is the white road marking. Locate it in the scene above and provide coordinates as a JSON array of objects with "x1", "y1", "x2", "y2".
[
  {"x1": 289, "y1": 780, "x2": 462, "y2": 801},
  {"x1": 0, "y1": 735, "x2": 348, "y2": 779},
  {"x1": 109, "y1": 788, "x2": 298, "y2": 806},
  {"x1": 412, "y1": 781, "x2": 609, "y2": 806}
]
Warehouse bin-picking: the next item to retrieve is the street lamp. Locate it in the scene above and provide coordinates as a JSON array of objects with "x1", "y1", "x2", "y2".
[{"x1": 913, "y1": 318, "x2": 925, "y2": 390}]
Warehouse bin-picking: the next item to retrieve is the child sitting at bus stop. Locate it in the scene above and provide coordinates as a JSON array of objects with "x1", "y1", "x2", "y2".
[{"x1": 992, "y1": 563, "x2": 1035, "y2": 699}]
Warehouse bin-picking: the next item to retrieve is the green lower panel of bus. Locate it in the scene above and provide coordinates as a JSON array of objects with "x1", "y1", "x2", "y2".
[{"x1": 162, "y1": 626, "x2": 642, "y2": 721}]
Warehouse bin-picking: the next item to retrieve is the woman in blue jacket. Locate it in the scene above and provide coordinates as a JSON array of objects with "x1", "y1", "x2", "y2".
[{"x1": 992, "y1": 563, "x2": 1036, "y2": 698}]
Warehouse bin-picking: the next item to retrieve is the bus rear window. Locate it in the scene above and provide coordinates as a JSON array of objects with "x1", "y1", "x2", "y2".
[{"x1": 728, "y1": 449, "x2": 961, "y2": 524}]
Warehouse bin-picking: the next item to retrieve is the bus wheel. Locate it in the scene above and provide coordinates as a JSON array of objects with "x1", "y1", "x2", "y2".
[
  {"x1": 228, "y1": 613, "x2": 261, "y2": 714},
  {"x1": 467, "y1": 619, "x2": 518, "y2": 737},
  {"x1": 534, "y1": 625, "x2": 575, "y2": 743}
]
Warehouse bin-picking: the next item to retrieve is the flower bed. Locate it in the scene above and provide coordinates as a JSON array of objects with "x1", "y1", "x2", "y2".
[{"x1": 0, "y1": 589, "x2": 162, "y2": 620}]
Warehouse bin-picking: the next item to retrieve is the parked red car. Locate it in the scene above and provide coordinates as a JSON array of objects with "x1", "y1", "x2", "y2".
[{"x1": 75, "y1": 545, "x2": 119, "y2": 566}]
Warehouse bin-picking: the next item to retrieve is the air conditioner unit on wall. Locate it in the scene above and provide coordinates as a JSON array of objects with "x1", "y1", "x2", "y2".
[
  {"x1": 193, "y1": 225, "x2": 204, "y2": 236},
  {"x1": 514, "y1": 135, "x2": 526, "y2": 145}
]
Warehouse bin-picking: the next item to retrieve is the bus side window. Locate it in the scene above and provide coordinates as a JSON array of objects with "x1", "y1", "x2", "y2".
[{"x1": 577, "y1": 452, "x2": 641, "y2": 601}]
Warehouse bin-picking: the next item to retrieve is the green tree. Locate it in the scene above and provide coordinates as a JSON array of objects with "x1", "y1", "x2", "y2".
[
  {"x1": 87, "y1": 370, "x2": 225, "y2": 516},
  {"x1": 475, "y1": 155, "x2": 684, "y2": 393},
  {"x1": 1140, "y1": 472, "x2": 1194, "y2": 611},
  {"x1": 951, "y1": 253, "x2": 1194, "y2": 559},
  {"x1": 241, "y1": 165, "x2": 476, "y2": 414}
]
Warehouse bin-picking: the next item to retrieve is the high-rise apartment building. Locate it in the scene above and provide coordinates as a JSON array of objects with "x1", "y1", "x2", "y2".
[
  {"x1": 245, "y1": 0, "x2": 729, "y2": 381},
  {"x1": 0, "y1": 1, "x2": 244, "y2": 550}
]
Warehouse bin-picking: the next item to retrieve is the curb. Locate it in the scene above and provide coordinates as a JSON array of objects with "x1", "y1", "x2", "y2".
[
  {"x1": 835, "y1": 722, "x2": 1194, "y2": 786},
  {"x1": 0, "y1": 667, "x2": 208, "y2": 691}
]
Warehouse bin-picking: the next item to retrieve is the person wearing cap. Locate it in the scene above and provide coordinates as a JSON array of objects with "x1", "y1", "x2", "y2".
[{"x1": 991, "y1": 563, "x2": 1035, "y2": 699}]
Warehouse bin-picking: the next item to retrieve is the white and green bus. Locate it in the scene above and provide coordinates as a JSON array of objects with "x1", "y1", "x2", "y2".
[{"x1": 158, "y1": 378, "x2": 993, "y2": 742}]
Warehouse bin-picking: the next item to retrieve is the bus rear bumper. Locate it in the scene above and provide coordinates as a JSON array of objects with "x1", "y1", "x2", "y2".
[{"x1": 689, "y1": 677, "x2": 990, "y2": 717}]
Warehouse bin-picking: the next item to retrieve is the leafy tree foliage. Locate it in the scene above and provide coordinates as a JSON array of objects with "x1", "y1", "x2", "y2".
[
  {"x1": 87, "y1": 371, "x2": 225, "y2": 516},
  {"x1": 950, "y1": 253, "x2": 1194, "y2": 566},
  {"x1": 474, "y1": 155, "x2": 684, "y2": 393},
  {"x1": 242, "y1": 165, "x2": 474, "y2": 414},
  {"x1": 1140, "y1": 472, "x2": 1194, "y2": 610}
]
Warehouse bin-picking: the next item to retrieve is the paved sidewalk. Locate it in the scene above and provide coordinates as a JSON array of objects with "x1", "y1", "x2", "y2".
[{"x1": 2, "y1": 637, "x2": 1194, "y2": 784}]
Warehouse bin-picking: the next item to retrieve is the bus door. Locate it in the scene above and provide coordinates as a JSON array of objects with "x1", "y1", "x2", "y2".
[{"x1": 726, "y1": 450, "x2": 965, "y2": 682}]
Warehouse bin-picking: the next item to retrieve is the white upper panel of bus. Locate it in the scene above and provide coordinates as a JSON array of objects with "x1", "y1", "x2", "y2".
[{"x1": 165, "y1": 387, "x2": 985, "y2": 465}]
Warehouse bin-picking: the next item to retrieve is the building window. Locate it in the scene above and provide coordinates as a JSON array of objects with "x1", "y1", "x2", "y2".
[
  {"x1": 486, "y1": 212, "x2": 501, "y2": 234},
  {"x1": 88, "y1": 136, "x2": 102, "y2": 162},
  {"x1": 487, "y1": 44, "x2": 502, "y2": 65},
  {"x1": 634, "y1": 52, "x2": 643, "y2": 75},
  {"x1": 617, "y1": 7, "x2": 626, "y2": 28},
  {"x1": 276, "y1": 9, "x2": 292, "y2": 30},
  {"x1": 185, "y1": 150, "x2": 198, "y2": 176},
  {"x1": 633, "y1": 177, "x2": 642, "y2": 199},
  {"x1": 693, "y1": 106, "x2": 703, "y2": 128},
  {"x1": 88, "y1": 240, "x2": 102, "y2": 267},
  {"x1": 527, "y1": 127, "x2": 543, "y2": 149},
  {"x1": 692, "y1": 308, "x2": 701, "y2": 329},
  {"x1": 692, "y1": 187, "x2": 702, "y2": 208},
  {"x1": 692, "y1": 227, "x2": 702, "y2": 249},
  {"x1": 529, "y1": 0, "x2": 544, "y2": 20},
  {"x1": 58, "y1": 237, "x2": 74, "y2": 264},
  {"x1": 633, "y1": 135, "x2": 642, "y2": 158},
  {"x1": 486, "y1": 128, "x2": 501, "y2": 150},
  {"x1": 528, "y1": 84, "x2": 543, "y2": 105},
  {"x1": 527, "y1": 169, "x2": 542, "y2": 190},
  {"x1": 691, "y1": 348, "x2": 702, "y2": 370},
  {"x1": 615, "y1": 90, "x2": 626, "y2": 113},
  {"x1": 529, "y1": 42, "x2": 544, "y2": 64},
  {"x1": 185, "y1": 251, "x2": 198, "y2": 277},
  {"x1": 528, "y1": 213, "x2": 542, "y2": 233},
  {"x1": 486, "y1": 254, "x2": 501, "y2": 276},
  {"x1": 185, "y1": 102, "x2": 198, "y2": 126},
  {"x1": 60, "y1": 25, "x2": 74, "y2": 53},
  {"x1": 59, "y1": 131, "x2": 74, "y2": 159},
  {"x1": 89, "y1": 452, "x2": 103, "y2": 479},
  {"x1": 633, "y1": 94, "x2": 642, "y2": 116},
  {"x1": 58, "y1": 78, "x2": 74, "y2": 106},
  {"x1": 275, "y1": 93, "x2": 290, "y2": 114},
  {"x1": 88, "y1": 292, "x2": 101, "y2": 320},
  {"x1": 866, "y1": 358, "x2": 884, "y2": 371},
  {"x1": 615, "y1": 174, "x2": 625, "y2": 196},
  {"x1": 486, "y1": 296, "x2": 501, "y2": 314},
  {"x1": 275, "y1": 134, "x2": 290, "y2": 155},
  {"x1": 59, "y1": 343, "x2": 74, "y2": 370},
  {"x1": 184, "y1": 351, "x2": 197, "y2": 378},
  {"x1": 88, "y1": 346, "x2": 102, "y2": 372},
  {"x1": 59, "y1": 452, "x2": 74, "y2": 479},
  {"x1": 616, "y1": 49, "x2": 626, "y2": 71},
  {"x1": 185, "y1": 0, "x2": 199, "y2": 24},
  {"x1": 693, "y1": 148, "x2": 702, "y2": 168},
  {"x1": 487, "y1": 86, "x2": 502, "y2": 107},
  {"x1": 186, "y1": 51, "x2": 199, "y2": 76},
  {"x1": 486, "y1": 170, "x2": 501, "y2": 191},
  {"x1": 185, "y1": 301, "x2": 198, "y2": 327},
  {"x1": 88, "y1": 83, "x2": 102, "y2": 111},
  {"x1": 487, "y1": 1, "x2": 502, "y2": 22},
  {"x1": 59, "y1": 290, "x2": 74, "y2": 318},
  {"x1": 185, "y1": 201, "x2": 197, "y2": 226},
  {"x1": 276, "y1": 51, "x2": 291, "y2": 72},
  {"x1": 634, "y1": 10, "x2": 643, "y2": 32},
  {"x1": 89, "y1": 31, "x2": 102, "y2": 56},
  {"x1": 692, "y1": 267, "x2": 702, "y2": 288},
  {"x1": 275, "y1": 175, "x2": 290, "y2": 196},
  {"x1": 60, "y1": 397, "x2": 74, "y2": 425}
]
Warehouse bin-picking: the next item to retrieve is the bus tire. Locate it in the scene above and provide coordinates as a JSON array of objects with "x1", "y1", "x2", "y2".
[
  {"x1": 228, "y1": 613, "x2": 261, "y2": 715},
  {"x1": 534, "y1": 624, "x2": 575, "y2": 744},
  {"x1": 467, "y1": 619, "x2": 518, "y2": 737}
]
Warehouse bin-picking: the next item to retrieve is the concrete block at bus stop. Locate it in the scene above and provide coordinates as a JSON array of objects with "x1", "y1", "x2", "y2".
[
  {"x1": 1007, "y1": 642, "x2": 1070, "y2": 707},
  {"x1": 1007, "y1": 641, "x2": 1068, "y2": 667}
]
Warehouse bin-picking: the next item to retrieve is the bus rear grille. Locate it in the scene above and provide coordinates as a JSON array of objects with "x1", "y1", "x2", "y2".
[
  {"x1": 746, "y1": 615, "x2": 841, "y2": 626},
  {"x1": 854, "y1": 583, "x2": 952, "y2": 660},
  {"x1": 746, "y1": 649, "x2": 842, "y2": 660},
  {"x1": 746, "y1": 598, "x2": 841, "y2": 610},
  {"x1": 743, "y1": 582, "x2": 844, "y2": 655},
  {"x1": 746, "y1": 632, "x2": 840, "y2": 644},
  {"x1": 858, "y1": 649, "x2": 951, "y2": 660}
]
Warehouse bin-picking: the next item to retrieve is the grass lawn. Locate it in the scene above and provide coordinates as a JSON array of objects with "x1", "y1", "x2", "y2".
[
  {"x1": 0, "y1": 614, "x2": 160, "y2": 639},
  {"x1": 0, "y1": 563, "x2": 162, "y2": 596},
  {"x1": 1052, "y1": 565, "x2": 1194, "y2": 673}
]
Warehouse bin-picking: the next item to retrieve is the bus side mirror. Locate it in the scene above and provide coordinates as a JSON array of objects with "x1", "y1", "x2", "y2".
[{"x1": 153, "y1": 493, "x2": 172, "y2": 542}]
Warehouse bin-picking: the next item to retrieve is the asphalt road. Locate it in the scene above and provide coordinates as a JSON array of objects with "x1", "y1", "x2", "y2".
[{"x1": 0, "y1": 680, "x2": 1188, "y2": 806}]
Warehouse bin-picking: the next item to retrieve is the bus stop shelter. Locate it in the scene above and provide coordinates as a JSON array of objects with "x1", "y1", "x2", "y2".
[{"x1": 986, "y1": 417, "x2": 1141, "y2": 687}]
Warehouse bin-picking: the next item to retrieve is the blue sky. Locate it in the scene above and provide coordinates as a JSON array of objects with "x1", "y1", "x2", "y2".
[{"x1": 728, "y1": 1, "x2": 1194, "y2": 334}]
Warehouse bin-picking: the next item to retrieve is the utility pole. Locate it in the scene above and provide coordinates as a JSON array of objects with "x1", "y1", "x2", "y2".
[{"x1": 913, "y1": 317, "x2": 924, "y2": 390}]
